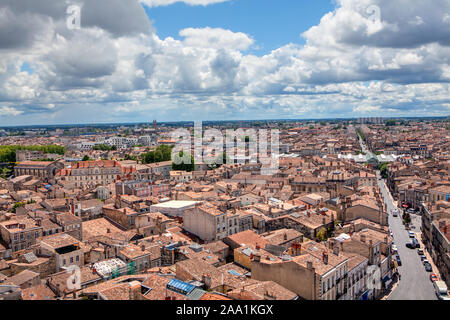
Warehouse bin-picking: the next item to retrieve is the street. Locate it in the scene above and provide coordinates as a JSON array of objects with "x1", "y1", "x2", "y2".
[{"x1": 376, "y1": 171, "x2": 437, "y2": 300}]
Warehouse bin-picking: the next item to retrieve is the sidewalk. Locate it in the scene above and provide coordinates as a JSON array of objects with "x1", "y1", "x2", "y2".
[
  {"x1": 380, "y1": 273, "x2": 400, "y2": 300},
  {"x1": 416, "y1": 233, "x2": 442, "y2": 280}
]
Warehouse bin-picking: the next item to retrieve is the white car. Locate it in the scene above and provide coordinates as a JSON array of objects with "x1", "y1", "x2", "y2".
[
  {"x1": 392, "y1": 245, "x2": 398, "y2": 253},
  {"x1": 409, "y1": 231, "x2": 415, "y2": 238}
]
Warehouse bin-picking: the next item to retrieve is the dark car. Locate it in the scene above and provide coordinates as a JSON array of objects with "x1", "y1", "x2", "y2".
[
  {"x1": 406, "y1": 239, "x2": 419, "y2": 249},
  {"x1": 395, "y1": 254, "x2": 402, "y2": 266},
  {"x1": 424, "y1": 262, "x2": 432, "y2": 272}
]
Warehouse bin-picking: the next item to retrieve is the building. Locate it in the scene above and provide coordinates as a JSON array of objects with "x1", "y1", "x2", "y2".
[
  {"x1": 115, "y1": 180, "x2": 169, "y2": 198},
  {"x1": 431, "y1": 218, "x2": 450, "y2": 287},
  {"x1": 117, "y1": 243, "x2": 152, "y2": 272},
  {"x1": 0, "y1": 218, "x2": 43, "y2": 253},
  {"x1": 150, "y1": 200, "x2": 199, "y2": 218},
  {"x1": 39, "y1": 233, "x2": 84, "y2": 272},
  {"x1": 14, "y1": 161, "x2": 64, "y2": 180},
  {"x1": 55, "y1": 160, "x2": 136, "y2": 188},
  {"x1": 183, "y1": 202, "x2": 228, "y2": 242},
  {"x1": 251, "y1": 241, "x2": 348, "y2": 300}
]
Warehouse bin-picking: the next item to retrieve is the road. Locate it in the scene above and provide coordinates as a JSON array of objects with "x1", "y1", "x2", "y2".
[
  {"x1": 357, "y1": 132, "x2": 375, "y2": 158},
  {"x1": 376, "y1": 171, "x2": 437, "y2": 300}
]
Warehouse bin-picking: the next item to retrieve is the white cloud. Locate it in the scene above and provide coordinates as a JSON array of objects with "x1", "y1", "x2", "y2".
[
  {"x1": 140, "y1": 0, "x2": 229, "y2": 7},
  {"x1": 0, "y1": 0, "x2": 449, "y2": 125},
  {"x1": 179, "y1": 27, "x2": 254, "y2": 51}
]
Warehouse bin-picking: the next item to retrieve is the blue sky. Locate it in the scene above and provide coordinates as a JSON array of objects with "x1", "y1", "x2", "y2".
[
  {"x1": 144, "y1": 0, "x2": 335, "y2": 55},
  {"x1": 0, "y1": 0, "x2": 449, "y2": 126}
]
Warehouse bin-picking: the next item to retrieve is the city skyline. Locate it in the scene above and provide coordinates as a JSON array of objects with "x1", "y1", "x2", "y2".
[{"x1": 0, "y1": 0, "x2": 449, "y2": 126}]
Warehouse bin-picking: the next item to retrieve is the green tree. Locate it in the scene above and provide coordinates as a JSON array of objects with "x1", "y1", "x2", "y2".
[
  {"x1": 12, "y1": 202, "x2": 24, "y2": 213},
  {"x1": 316, "y1": 227, "x2": 328, "y2": 242},
  {"x1": 82, "y1": 155, "x2": 91, "y2": 161},
  {"x1": 141, "y1": 145, "x2": 173, "y2": 164},
  {"x1": 172, "y1": 151, "x2": 195, "y2": 172}
]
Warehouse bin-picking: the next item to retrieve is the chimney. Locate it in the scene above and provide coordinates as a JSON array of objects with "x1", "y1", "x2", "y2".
[
  {"x1": 283, "y1": 233, "x2": 287, "y2": 241},
  {"x1": 322, "y1": 251, "x2": 328, "y2": 265},
  {"x1": 333, "y1": 245, "x2": 339, "y2": 256},
  {"x1": 306, "y1": 260, "x2": 313, "y2": 270},
  {"x1": 322, "y1": 217, "x2": 326, "y2": 225},
  {"x1": 128, "y1": 281, "x2": 141, "y2": 300},
  {"x1": 254, "y1": 254, "x2": 261, "y2": 262},
  {"x1": 141, "y1": 245, "x2": 146, "y2": 252},
  {"x1": 202, "y1": 274, "x2": 212, "y2": 288},
  {"x1": 360, "y1": 234, "x2": 366, "y2": 243},
  {"x1": 107, "y1": 228, "x2": 111, "y2": 234}
]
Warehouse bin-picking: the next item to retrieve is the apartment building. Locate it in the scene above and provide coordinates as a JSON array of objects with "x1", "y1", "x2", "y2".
[
  {"x1": 56, "y1": 160, "x2": 134, "y2": 188},
  {"x1": 431, "y1": 218, "x2": 450, "y2": 287},
  {"x1": 251, "y1": 241, "x2": 348, "y2": 300},
  {"x1": 0, "y1": 218, "x2": 43, "y2": 253},
  {"x1": 183, "y1": 202, "x2": 228, "y2": 242},
  {"x1": 39, "y1": 233, "x2": 84, "y2": 272}
]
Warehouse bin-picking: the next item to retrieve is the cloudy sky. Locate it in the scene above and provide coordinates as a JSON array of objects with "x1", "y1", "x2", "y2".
[{"x1": 0, "y1": 0, "x2": 449, "y2": 126}]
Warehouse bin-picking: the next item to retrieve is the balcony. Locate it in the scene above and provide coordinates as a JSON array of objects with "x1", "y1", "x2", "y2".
[{"x1": 336, "y1": 288, "x2": 347, "y2": 300}]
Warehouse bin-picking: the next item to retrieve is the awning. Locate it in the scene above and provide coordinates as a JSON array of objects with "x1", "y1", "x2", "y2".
[
  {"x1": 402, "y1": 204, "x2": 409, "y2": 208},
  {"x1": 360, "y1": 291, "x2": 369, "y2": 300}
]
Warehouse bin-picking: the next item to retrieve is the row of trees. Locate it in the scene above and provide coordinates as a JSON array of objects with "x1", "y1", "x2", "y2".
[
  {"x1": 356, "y1": 128, "x2": 366, "y2": 142},
  {"x1": 141, "y1": 145, "x2": 172, "y2": 164},
  {"x1": 0, "y1": 145, "x2": 66, "y2": 163}
]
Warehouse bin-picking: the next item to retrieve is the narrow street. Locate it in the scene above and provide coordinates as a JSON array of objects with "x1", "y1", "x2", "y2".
[
  {"x1": 355, "y1": 130, "x2": 437, "y2": 299},
  {"x1": 376, "y1": 170, "x2": 437, "y2": 300}
]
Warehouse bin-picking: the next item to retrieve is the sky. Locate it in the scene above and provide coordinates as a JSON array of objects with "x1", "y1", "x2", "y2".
[{"x1": 0, "y1": 0, "x2": 449, "y2": 126}]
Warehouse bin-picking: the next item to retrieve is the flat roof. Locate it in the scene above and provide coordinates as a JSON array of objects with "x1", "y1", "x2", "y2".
[{"x1": 151, "y1": 200, "x2": 199, "y2": 209}]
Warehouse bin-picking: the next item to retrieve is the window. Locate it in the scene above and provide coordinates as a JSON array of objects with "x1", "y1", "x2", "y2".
[
  {"x1": 70, "y1": 257, "x2": 74, "y2": 264},
  {"x1": 63, "y1": 259, "x2": 66, "y2": 265},
  {"x1": 76, "y1": 255, "x2": 79, "y2": 262}
]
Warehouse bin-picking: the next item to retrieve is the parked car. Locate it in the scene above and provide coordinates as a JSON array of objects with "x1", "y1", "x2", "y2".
[
  {"x1": 409, "y1": 231, "x2": 415, "y2": 238},
  {"x1": 392, "y1": 244, "x2": 398, "y2": 254},
  {"x1": 424, "y1": 262, "x2": 433, "y2": 272},
  {"x1": 393, "y1": 210, "x2": 398, "y2": 217},
  {"x1": 417, "y1": 249, "x2": 424, "y2": 255},
  {"x1": 430, "y1": 274, "x2": 438, "y2": 282},
  {"x1": 423, "y1": 259, "x2": 430, "y2": 265},
  {"x1": 434, "y1": 281, "x2": 449, "y2": 300},
  {"x1": 420, "y1": 255, "x2": 427, "y2": 261},
  {"x1": 406, "y1": 239, "x2": 419, "y2": 249},
  {"x1": 395, "y1": 254, "x2": 402, "y2": 266}
]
